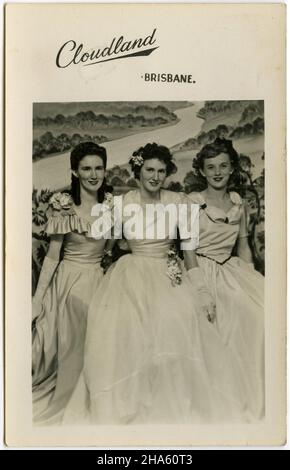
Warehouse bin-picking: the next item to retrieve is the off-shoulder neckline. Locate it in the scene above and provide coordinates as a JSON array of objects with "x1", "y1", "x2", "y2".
[{"x1": 187, "y1": 191, "x2": 243, "y2": 225}]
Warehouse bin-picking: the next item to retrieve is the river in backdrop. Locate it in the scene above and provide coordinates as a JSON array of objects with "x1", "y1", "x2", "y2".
[{"x1": 33, "y1": 103, "x2": 204, "y2": 191}]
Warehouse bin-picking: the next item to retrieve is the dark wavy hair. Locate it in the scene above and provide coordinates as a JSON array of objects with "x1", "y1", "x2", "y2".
[
  {"x1": 192, "y1": 138, "x2": 240, "y2": 189},
  {"x1": 70, "y1": 141, "x2": 112, "y2": 205},
  {"x1": 129, "y1": 142, "x2": 177, "y2": 180}
]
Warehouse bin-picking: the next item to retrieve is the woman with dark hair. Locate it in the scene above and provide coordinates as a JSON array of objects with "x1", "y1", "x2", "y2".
[
  {"x1": 189, "y1": 138, "x2": 264, "y2": 419},
  {"x1": 63, "y1": 143, "x2": 250, "y2": 425},
  {"x1": 129, "y1": 142, "x2": 178, "y2": 180},
  {"x1": 32, "y1": 142, "x2": 114, "y2": 424}
]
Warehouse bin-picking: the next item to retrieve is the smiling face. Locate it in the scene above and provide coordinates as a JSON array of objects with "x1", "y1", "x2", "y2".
[
  {"x1": 73, "y1": 155, "x2": 105, "y2": 194},
  {"x1": 139, "y1": 158, "x2": 167, "y2": 194},
  {"x1": 200, "y1": 152, "x2": 233, "y2": 190}
]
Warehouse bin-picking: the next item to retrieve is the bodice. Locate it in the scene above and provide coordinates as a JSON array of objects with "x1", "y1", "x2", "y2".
[
  {"x1": 45, "y1": 204, "x2": 107, "y2": 266},
  {"x1": 121, "y1": 189, "x2": 194, "y2": 258},
  {"x1": 188, "y1": 192, "x2": 246, "y2": 263},
  {"x1": 62, "y1": 232, "x2": 106, "y2": 265}
]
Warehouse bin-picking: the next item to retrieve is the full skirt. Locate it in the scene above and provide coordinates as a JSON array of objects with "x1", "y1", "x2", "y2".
[
  {"x1": 197, "y1": 255, "x2": 264, "y2": 419},
  {"x1": 32, "y1": 259, "x2": 104, "y2": 425},
  {"x1": 63, "y1": 254, "x2": 252, "y2": 425}
]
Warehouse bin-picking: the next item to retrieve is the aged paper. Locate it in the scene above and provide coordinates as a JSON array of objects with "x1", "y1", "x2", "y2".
[{"x1": 5, "y1": 3, "x2": 286, "y2": 446}]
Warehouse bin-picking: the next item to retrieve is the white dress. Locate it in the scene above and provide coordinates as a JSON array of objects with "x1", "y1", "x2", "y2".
[{"x1": 63, "y1": 190, "x2": 252, "y2": 425}]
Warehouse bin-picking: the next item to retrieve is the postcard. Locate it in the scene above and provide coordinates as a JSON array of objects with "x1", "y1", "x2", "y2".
[{"x1": 5, "y1": 3, "x2": 286, "y2": 446}]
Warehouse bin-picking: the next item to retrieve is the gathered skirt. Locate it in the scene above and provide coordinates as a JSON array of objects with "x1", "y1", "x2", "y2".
[
  {"x1": 63, "y1": 254, "x2": 254, "y2": 425},
  {"x1": 196, "y1": 255, "x2": 264, "y2": 419},
  {"x1": 32, "y1": 259, "x2": 104, "y2": 425}
]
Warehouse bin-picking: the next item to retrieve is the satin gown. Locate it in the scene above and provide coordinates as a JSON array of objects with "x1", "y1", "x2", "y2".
[
  {"x1": 32, "y1": 203, "x2": 107, "y2": 425},
  {"x1": 63, "y1": 190, "x2": 252, "y2": 425},
  {"x1": 188, "y1": 191, "x2": 264, "y2": 419}
]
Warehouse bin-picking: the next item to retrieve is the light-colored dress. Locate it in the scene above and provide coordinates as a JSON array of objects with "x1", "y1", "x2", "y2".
[
  {"x1": 63, "y1": 189, "x2": 251, "y2": 425},
  {"x1": 188, "y1": 191, "x2": 264, "y2": 419},
  {"x1": 32, "y1": 201, "x2": 108, "y2": 425}
]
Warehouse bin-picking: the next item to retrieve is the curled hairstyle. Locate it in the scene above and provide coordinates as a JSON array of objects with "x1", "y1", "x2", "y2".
[
  {"x1": 192, "y1": 138, "x2": 240, "y2": 189},
  {"x1": 70, "y1": 141, "x2": 112, "y2": 205},
  {"x1": 129, "y1": 142, "x2": 177, "y2": 180}
]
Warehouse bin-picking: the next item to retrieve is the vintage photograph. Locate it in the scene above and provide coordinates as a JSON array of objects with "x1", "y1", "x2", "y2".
[
  {"x1": 5, "y1": 2, "x2": 285, "y2": 447},
  {"x1": 31, "y1": 100, "x2": 265, "y2": 425}
]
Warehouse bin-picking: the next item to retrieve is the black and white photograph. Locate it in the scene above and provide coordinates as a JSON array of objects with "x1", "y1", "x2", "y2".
[
  {"x1": 5, "y1": 3, "x2": 286, "y2": 447},
  {"x1": 31, "y1": 100, "x2": 265, "y2": 425}
]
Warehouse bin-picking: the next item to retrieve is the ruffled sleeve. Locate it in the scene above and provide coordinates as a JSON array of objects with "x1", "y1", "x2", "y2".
[
  {"x1": 44, "y1": 192, "x2": 91, "y2": 236},
  {"x1": 45, "y1": 211, "x2": 91, "y2": 236}
]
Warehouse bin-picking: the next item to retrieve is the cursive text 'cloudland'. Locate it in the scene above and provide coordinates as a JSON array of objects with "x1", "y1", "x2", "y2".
[{"x1": 56, "y1": 29, "x2": 158, "y2": 68}]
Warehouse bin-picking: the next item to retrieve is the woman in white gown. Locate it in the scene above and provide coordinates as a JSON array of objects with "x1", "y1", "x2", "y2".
[
  {"x1": 188, "y1": 138, "x2": 264, "y2": 419},
  {"x1": 63, "y1": 143, "x2": 251, "y2": 425}
]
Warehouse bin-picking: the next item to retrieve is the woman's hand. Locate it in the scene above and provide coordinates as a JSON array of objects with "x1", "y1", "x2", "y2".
[
  {"x1": 186, "y1": 266, "x2": 216, "y2": 323},
  {"x1": 197, "y1": 292, "x2": 216, "y2": 323}
]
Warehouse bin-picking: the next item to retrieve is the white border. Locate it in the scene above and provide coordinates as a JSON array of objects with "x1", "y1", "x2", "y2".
[{"x1": 2, "y1": 0, "x2": 288, "y2": 451}]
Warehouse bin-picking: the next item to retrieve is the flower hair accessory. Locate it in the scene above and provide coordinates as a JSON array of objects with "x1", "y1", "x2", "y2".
[
  {"x1": 130, "y1": 154, "x2": 144, "y2": 167},
  {"x1": 166, "y1": 246, "x2": 182, "y2": 287},
  {"x1": 49, "y1": 192, "x2": 73, "y2": 211}
]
